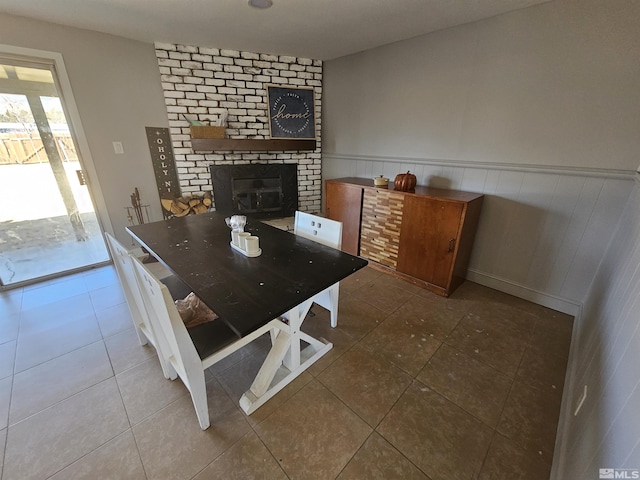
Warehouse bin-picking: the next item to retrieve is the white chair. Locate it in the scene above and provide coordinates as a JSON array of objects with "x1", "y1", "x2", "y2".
[
  {"x1": 293, "y1": 211, "x2": 343, "y2": 327},
  {"x1": 105, "y1": 232, "x2": 175, "y2": 379},
  {"x1": 130, "y1": 254, "x2": 282, "y2": 430}
]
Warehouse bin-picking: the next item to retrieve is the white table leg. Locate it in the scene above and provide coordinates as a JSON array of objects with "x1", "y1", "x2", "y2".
[{"x1": 239, "y1": 298, "x2": 332, "y2": 415}]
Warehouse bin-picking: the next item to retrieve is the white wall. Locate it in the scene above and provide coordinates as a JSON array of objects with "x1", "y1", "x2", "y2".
[
  {"x1": 554, "y1": 175, "x2": 640, "y2": 478},
  {"x1": 322, "y1": 0, "x2": 640, "y2": 311},
  {"x1": 323, "y1": 0, "x2": 640, "y2": 171},
  {"x1": 0, "y1": 13, "x2": 170, "y2": 246}
]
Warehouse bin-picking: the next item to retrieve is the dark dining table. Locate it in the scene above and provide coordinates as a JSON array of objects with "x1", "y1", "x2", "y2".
[{"x1": 126, "y1": 211, "x2": 368, "y2": 413}]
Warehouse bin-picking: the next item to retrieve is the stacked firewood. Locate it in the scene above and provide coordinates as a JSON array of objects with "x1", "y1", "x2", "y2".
[{"x1": 161, "y1": 192, "x2": 212, "y2": 217}]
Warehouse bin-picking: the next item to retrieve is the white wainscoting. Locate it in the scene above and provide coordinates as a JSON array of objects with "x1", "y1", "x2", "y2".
[
  {"x1": 323, "y1": 154, "x2": 636, "y2": 314},
  {"x1": 552, "y1": 175, "x2": 640, "y2": 479}
]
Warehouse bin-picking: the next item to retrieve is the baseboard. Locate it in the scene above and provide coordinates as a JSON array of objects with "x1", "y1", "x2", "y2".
[
  {"x1": 465, "y1": 269, "x2": 581, "y2": 316},
  {"x1": 549, "y1": 304, "x2": 583, "y2": 479}
]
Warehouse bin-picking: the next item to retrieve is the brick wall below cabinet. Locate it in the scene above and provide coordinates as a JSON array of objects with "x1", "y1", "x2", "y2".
[{"x1": 154, "y1": 42, "x2": 323, "y2": 213}]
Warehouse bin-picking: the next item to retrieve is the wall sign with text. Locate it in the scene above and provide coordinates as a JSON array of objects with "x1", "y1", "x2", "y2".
[
  {"x1": 145, "y1": 126, "x2": 180, "y2": 218},
  {"x1": 267, "y1": 85, "x2": 316, "y2": 139}
]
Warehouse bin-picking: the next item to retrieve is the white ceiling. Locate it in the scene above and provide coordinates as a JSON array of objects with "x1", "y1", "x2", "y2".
[{"x1": 0, "y1": 0, "x2": 552, "y2": 60}]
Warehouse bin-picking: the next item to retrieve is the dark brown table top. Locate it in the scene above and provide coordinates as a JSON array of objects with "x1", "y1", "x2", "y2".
[{"x1": 127, "y1": 212, "x2": 368, "y2": 338}]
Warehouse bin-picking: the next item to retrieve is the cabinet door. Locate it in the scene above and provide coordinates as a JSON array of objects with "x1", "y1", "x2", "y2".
[
  {"x1": 397, "y1": 196, "x2": 463, "y2": 288},
  {"x1": 325, "y1": 181, "x2": 363, "y2": 255},
  {"x1": 360, "y1": 189, "x2": 404, "y2": 269}
]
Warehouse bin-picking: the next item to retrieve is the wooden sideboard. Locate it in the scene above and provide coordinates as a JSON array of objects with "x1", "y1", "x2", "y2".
[{"x1": 325, "y1": 177, "x2": 484, "y2": 297}]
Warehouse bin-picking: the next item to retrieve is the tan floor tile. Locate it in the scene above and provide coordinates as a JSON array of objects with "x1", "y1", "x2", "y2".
[
  {"x1": 15, "y1": 294, "x2": 103, "y2": 373},
  {"x1": 339, "y1": 266, "x2": 383, "y2": 295},
  {"x1": 318, "y1": 345, "x2": 412, "y2": 427},
  {"x1": 214, "y1": 345, "x2": 315, "y2": 426},
  {"x1": 0, "y1": 312, "x2": 19, "y2": 345},
  {"x1": 2, "y1": 378, "x2": 129, "y2": 480},
  {"x1": 10, "y1": 341, "x2": 113, "y2": 424},
  {"x1": 360, "y1": 315, "x2": 442, "y2": 376},
  {"x1": 416, "y1": 343, "x2": 512, "y2": 427},
  {"x1": 255, "y1": 379, "x2": 372, "y2": 479},
  {"x1": 116, "y1": 357, "x2": 188, "y2": 425},
  {"x1": 470, "y1": 301, "x2": 536, "y2": 339},
  {"x1": 516, "y1": 345, "x2": 569, "y2": 395},
  {"x1": 0, "y1": 377, "x2": 10, "y2": 430},
  {"x1": 49, "y1": 430, "x2": 146, "y2": 480},
  {"x1": 0, "y1": 290, "x2": 22, "y2": 317},
  {"x1": 95, "y1": 301, "x2": 135, "y2": 338},
  {"x1": 104, "y1": 327, "x2": 157, "y2": 374},
  {"x1": 20, "y1": 276, "x2": 88, "y2": 310},
  {"x1": 479, "y1": 432, "x2": 551, "y2": 480},
  {"x1": 522, "y1": 302, "x2": 575, "y2": 330},
  {"x1": 193, "y1": 430, "x2": 288, "y2": 480},
  {"x1": 0, "y1": 427, "x2": 5, "y2": 476},
  {"x1": 373, "y1": 271, "x2": 430, "y2": 296},
  {"x1": 338, "y1": 432, "x2": 429, "y2": 480},
  {"x1": 452, "y1": 281, "x2": 525, "y2": 308},
  {"x1": 378, "y1": 381, "x2": 493, "y2": 480},
  {"x1": 350, "y1": 276, "x2": 414, "y2": 314},
  {"x1": 443, "y1": 280, "x2": 492, "y2": 302},
  {"x1": 18, "y1": 291, "x2": 93, "y2": 328},
  {"x1": 393, "y1": 295, "x2": 465, "y2": 341},
  {"x1": 497, "y1": 380, "x2": 563, "y2": 465},
  {"x1": 215, "y1": 349, "x2": 269, "y2": 403},
  {"x1": 528, "y1": 313, "x2": 574, "y2": 359},
  {"x1": 245, "y1": 370, "x2": 314, "y2": 427},
  {"x1": 82, "y1": 266, "x2": 120, "y2": 291},
  {"x1": 89, "y1": 284, "x2": 126, "y2": 311},
  {"x1": 444, "y1": 312, "x2": 529, "y2": 377},
  {"x1": 331, "y1": 293, "x2": 389, "y2": 341},
  {"x1": 208, "y1": 333, "x2": 271, "y2": 377},
  {"x1": 301, "y1": 311, "x2": 360, "y2": 376},
  {"x1": 0, "y1": 340, "x2": 15, "y2": 379},
  {"x1": 134, "y1": 378, "x2": 251, "y2": 480}
]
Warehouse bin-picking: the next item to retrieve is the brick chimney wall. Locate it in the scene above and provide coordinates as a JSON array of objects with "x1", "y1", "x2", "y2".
[{"x1": 153, "y1": 42, "x2": 323, "y2": 213}]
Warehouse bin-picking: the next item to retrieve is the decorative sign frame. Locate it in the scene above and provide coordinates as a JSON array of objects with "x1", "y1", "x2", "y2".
[
  {"x1": 145, "y1": 126, "x2": 180, "y2": 219},
  {"x1": 267, "y1": 85, "x2": 316, "y2": 139}
]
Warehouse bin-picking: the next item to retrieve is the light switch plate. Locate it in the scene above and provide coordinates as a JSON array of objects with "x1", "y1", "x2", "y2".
[{"x1": 113, "y1": 141, "x2": 124, "y2": 154}]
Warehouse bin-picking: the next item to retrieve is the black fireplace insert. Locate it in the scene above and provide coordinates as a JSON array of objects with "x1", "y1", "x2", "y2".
[{"x1": 210, "y1": 164, "x2": 298, "y2": 218}]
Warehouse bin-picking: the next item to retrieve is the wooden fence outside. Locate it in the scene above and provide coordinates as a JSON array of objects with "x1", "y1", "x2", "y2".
[{"x1": 0, "y1": 133, "x2": 78, "y2": 165}]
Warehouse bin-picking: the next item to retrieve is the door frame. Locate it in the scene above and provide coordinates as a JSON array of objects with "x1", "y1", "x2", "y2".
[{"x1": 0, "y1": 44, "x2": 114, "y2": 262}]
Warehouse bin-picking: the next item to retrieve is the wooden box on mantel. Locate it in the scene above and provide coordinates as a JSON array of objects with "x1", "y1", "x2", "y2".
[{"x1": 190, "y1": 126, "x2": 226, "y2": 139}]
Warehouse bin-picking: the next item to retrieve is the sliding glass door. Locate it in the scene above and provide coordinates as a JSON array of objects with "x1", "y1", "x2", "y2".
[{"x1": 0, "y1": 59, "x2": 109, "y2": 286}]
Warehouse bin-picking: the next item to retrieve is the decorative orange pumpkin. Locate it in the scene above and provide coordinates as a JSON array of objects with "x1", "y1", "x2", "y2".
[{"x1": 393, "y1": 171, "x2": 417, "y2": 191}]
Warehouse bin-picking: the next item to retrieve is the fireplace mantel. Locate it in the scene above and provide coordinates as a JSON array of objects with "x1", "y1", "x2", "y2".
[{"x1": 191, "y1": 138, "x2": 316, "y2": 152}]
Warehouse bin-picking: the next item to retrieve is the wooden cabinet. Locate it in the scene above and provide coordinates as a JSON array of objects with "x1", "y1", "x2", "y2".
[
  {"x1": 360, "y1": 189, "x2": 404, "y2": 269},
  {"x1": 397, "y1": 196, "x2": 464, "y2": 291},
  {"x1": 325, "y1": 177, "x2": 483, "y2": 296},
  {"x1": 325, "y1": 181, "x2": 363, "y2": 255}
]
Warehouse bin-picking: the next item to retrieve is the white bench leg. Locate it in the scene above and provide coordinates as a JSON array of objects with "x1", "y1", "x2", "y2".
[{"x1": 187, "y1": 369, "x2": 210, "y2": 430}]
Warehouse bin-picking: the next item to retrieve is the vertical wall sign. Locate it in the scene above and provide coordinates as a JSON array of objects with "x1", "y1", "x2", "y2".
[{"x1": 145, "y1": 127, "x2": 180, "y2": 218}]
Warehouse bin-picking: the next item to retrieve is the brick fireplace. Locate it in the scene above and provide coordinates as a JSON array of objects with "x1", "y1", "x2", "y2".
[{"x1": 153, "y1": 43, "x2": 323, "y2": 214}]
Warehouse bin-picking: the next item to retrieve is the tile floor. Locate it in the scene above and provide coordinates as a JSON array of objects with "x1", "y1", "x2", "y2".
[{"x1": 0, "y1": 264, "x2": 573, "y2": 480}]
